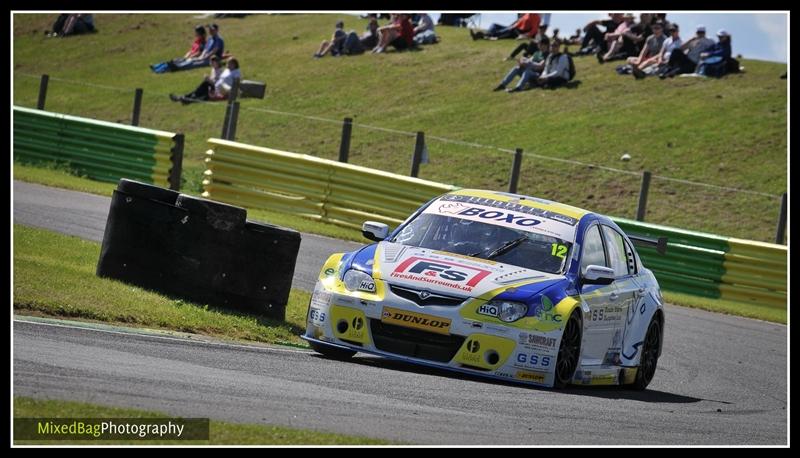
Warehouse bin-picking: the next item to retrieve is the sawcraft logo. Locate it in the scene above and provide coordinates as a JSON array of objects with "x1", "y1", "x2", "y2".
[{"x1": 390, "y1": 257, "x2": 492, "y2": 292}]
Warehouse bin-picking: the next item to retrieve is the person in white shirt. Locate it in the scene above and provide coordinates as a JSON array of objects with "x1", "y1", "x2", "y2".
[{"x1": 170, "y1": 57, "x2": 241, "y2": 104}]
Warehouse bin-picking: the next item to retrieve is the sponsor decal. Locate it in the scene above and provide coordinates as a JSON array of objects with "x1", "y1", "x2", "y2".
[
  {"x1": 514, "y1": 370, "x2": 547, "y2": 383},
  {"x1": 485, "y1": 324, "x2": 510, "y2": 334},
  {"x1": 439, "y1": 194, "x2": 579, "y2": 226},
  {"x1": 324, "y1": 268, "x2": 336, "y2": 276},
  {"x1": 308, "y1": 307, "x2": 326, "y2": 325},
  {"x1": 517, "y1": 332, "x2": 557, "y2": 349},
  {"x1": 462, "y1": 320, "x2": 484, "y2": 329},
  {"x1": 587, "y1": 305, "x2": 624, "y2": 323},
  {"x1": 381, "y1": 306, "x2": 451, "y2": 335},
  {"x1": 533, "y1": 295, "x2": 562, "y2": 323},
  {"x1": 514, "y1": 352, "x2": 552, "y2": 370},
  {"x1": 424, "y1": 200, "x2": 576, "y2": 241},
  {"x1": 358, "y1": 279, "x2": 376, "y2": 293},
  {"x1": 390, "y1": 257, "x2": 491, "y2": 293},
  {"x1": 351, "y1": 316, "x2": 364, "y2": 331},
  {"x1": 310, "y1": 291, "x2": 332, "y2": 309},
  {"x1": 477, "y1": 303, "x2": 499, "y2": 318},
  {"x1": 494, "y1": 371, "x2": 515, "y2": 380}
]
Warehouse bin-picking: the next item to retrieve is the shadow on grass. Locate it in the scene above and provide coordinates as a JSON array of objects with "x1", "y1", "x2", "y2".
[{"x1": 319, "y1": 353, "x2": 712, "y2": 404}]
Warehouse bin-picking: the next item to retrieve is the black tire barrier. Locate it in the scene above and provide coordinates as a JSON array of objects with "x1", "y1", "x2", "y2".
[{"x1": 96, "y1": 179, "x2": 301, "y2": 319}]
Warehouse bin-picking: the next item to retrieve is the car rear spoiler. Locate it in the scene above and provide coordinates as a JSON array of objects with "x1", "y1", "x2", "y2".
[{"x1": 628, "y1": 235, "x2": 668, "y2": 255}]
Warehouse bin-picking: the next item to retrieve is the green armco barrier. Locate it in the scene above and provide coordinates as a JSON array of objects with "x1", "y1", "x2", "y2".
[
  {"x1": 612, "y1": 217, "x2": 786, "y2": 308},
  {"x1": 202, "y1": 139, "x2": 459, "y2": 230},
  {"x1": 201, "y1": 138, "x2": 786, "y2": 309},
  {"x1": 13, "y1": 106, "x2": 183, "y2": 190}
]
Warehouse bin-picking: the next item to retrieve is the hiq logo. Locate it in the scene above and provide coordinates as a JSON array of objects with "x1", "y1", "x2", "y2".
[
  {"x1": 477, "y1": 304, "x2": 499, "y2": 317},
  {"x1": 516, "y1": 353, "x2": 552, "y2": 367},
  {"x1": 457, "y1": 207, "x2": 542, "y2": 227}
]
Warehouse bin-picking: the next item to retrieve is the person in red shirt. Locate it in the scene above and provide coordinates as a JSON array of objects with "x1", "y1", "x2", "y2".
[
  {"x1": 470, "y1": 13, "x2": 541, "y2": 40},
  {"x1": 373, "y1": 13, "x2": 414, "y2": 53}
]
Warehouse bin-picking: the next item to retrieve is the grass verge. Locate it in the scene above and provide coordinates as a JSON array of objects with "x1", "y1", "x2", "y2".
[
  {"x1": 663, "y1": 291, "x2": 785, "y2": 324},
  {"x1": 13, "y1": 397, "x2": 390, "y2": 445},
  {"x1": 13, "y1": 223, "x2": 315, "y2": 346}
]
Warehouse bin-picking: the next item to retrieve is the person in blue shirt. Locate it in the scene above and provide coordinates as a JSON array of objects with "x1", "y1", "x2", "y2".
[
  {"x1": 169, "y1": 23, "x2": 225, "y2": 71},
  {"x1": 695, "y1": 29, "x2": 733, "y2": 77}
]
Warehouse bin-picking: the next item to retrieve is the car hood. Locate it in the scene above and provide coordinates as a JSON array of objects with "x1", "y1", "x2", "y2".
[{"x1": 374, "y1": 242, "x2": 563, "y2": 300}]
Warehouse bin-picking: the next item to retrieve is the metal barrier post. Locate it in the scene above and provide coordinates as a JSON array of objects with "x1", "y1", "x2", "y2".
[
  {"x1": 169, "y1": 133, "x2": 185, "y2": 191},
  {"x1": 410, "y1": 131, "x2": 425, "y2": 177},
  {"x1": 636, "y1": 171, "x2": 652, "y2": 221},
  {"x1": 221, "y1": 103, "x2": 233, "y2": 139},
  {"x1": 37, "y1": 74, "x2": 49, "y2": 110},
  {"x1": 776, "y1": 192, "x2": 787, "y2": 244},
  {"x1": 227, "y1": 102, "x2": 240, "y2": 141},
  {"x1": 221, "y1": 79, "x2": 240, "y2": 139},
  {"x1": 131, "y1": 88, "x2": 143, "y2": 126},
  {"x1": 508, "y1": 148, "x2": 523, "y2": 193},
  {"x1": 338, "y1": 117, "x2": 353, "y2": 163}
]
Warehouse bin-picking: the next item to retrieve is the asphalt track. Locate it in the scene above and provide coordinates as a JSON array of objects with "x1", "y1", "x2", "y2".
[{"x1": 12, "y1": 181, "x2": 788, "y2": 444}]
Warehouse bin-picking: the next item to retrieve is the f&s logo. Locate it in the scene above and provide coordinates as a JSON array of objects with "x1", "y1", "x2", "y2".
[{"x1": 390, "y1": 257, "x2": 491, "y2": 291}]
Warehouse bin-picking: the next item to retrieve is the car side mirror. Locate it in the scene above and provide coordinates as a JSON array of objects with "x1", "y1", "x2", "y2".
[
  {"x1": 362, "y1": 221, "x2": 389, "y2": 242},
  {"x1": 581, "y1": 265, "x2": 616, "y2": 285}
]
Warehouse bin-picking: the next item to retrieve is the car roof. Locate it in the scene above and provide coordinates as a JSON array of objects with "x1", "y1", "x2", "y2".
[{"x1": 445, "y1": 189, "x2": 594, "y2": 222}]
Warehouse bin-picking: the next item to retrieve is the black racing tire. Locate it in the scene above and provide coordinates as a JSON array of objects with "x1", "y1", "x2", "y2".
[
  {"x1": 554, "y1": 309, "x2": 582, "y2": 388},
  {"x1": 309, "y1": 341, "x2": 357, "y2": 360},
  {"x1": 630, "y1": 318, "x2": 661, "y2": 390}
]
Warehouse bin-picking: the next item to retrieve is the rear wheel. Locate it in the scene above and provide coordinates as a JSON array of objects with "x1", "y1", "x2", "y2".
[
  {"x1": 310, "y1": 341, "x2": 356, "y2": 360},
  {"x1": 630, "y1": 318, "x2": 661, "y2": 390},
  {"x1": 554, "y1": 309, "x2": 582, "y2": 388}
]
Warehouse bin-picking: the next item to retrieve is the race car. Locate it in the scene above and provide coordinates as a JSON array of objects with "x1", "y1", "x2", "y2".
[{"x1": 302, "y1": 189, "x2": 666, "y2": 389}]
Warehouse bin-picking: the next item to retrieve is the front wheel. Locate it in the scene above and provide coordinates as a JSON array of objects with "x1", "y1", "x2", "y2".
[
  {"x1": 309, "y1": 341, "x2": 357, "y2": 360},
  {"x1": 630, "y1": 318, "x2": 661, "y2": 390},
  {"x1": 554, "y1": 309, "x2": 582, "y2": 388}
]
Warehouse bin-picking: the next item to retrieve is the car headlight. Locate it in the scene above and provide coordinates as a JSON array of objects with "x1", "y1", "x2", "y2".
[
  {"x1": 486, "y1": 300, "x2": 528, "y2": 323},
  {"x1": 342, "y1": 269, "x2": 376, "y2": 293}
]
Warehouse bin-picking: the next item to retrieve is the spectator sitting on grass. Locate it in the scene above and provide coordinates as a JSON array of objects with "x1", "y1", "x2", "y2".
[
  {"x1": 373, "y1": 14, "x2": 414, "y2": 53},
  {"x1": 150, "y1": 25, "x2": 206, "y2": 73},
  {"x1": 46, "y1": 14, "x2": 96, "y2": 37},
  {"x1": 658, "y1": 24, "x2": 715, "y2": 78},
  {"x1": 360, "y1": 17, "x2": 380, "y2": 49},
  {"x1": 577, "y1": 13, "x2": 623, "y2": 55},
  {"x1": 617, "y1": 13, "x2": 657, "y2": 61},
  {"x1": 632, "y1": 23, "x2": 681, "y2": 79},
  {"x1": 693, "y1": 29, "x2": 737, "y2": 77},
  {"x1": 168, "y1": 23, "x2": 224, "y2": 71},
  {"x1": 170, "y1": 57, "x2": 240, "y2": 104},
  {"x1": 536, "y1": 40, "x2": 571, "y2": 89},
  {"x1": 494, "y1": 37, "x2": 551, "y2": 92},
  {"x1": 413, "y1": 13, "x2": 438, "y2": 45},
  {"x1": 597, "y1": 13, "x2": 635, "y2": 63},
  {"x1": 469, "y1": 13, "x2": 541, "y2": 41},
  {"x1": 314, "y1": 20, "x2": 347, "y2": 58},
  {"x1": 627, "y1": 21, "x2": 666, "y2": 77}
]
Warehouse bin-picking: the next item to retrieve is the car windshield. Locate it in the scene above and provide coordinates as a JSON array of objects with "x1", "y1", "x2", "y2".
[{"x1": 391, "y1": 213, "x2": 572, "y2": 274}]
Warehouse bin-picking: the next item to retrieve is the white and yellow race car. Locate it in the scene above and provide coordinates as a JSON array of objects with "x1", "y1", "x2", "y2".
[{"x1": 302, "y1": 189, "x2": 666, "y2": 389}]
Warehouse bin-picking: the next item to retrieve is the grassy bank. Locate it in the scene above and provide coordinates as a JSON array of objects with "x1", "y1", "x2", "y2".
[
  {"x1": 13, "y1": 223, "x2": 316, "y2": 346},
  {"x1": 13, "y1": 397, "x2": 389, "y2": 445},
  {"x1": 12, "y1": 13, "x2": 787, "y2": 242}
]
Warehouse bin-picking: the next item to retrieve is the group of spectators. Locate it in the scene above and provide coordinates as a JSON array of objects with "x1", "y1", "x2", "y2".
[
  {"x1": 578, "y1": 13, "x2": 739, "y2": 79},
  {"x1": 313, "y1": 13, "x2": 438, "y2": 58},
  {"x1": 151, "y1": 23, "x2": 226, "y2": 73}
]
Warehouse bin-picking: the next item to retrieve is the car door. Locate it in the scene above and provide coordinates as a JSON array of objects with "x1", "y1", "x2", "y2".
[
  {"x1": 577, "y1": 224, "x2": 619, "y2": 366},
  {"x1": 598, "y1": 225, "x2": 638, "y2": 365}
]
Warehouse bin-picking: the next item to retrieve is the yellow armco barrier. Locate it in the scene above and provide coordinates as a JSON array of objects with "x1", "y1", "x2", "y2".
[
  {"x1": 202, "y1": 139, "x2": 458, "y2": 230},
  {"x1": 201, "y1": 138, "x2": 786, "y2": 310}
]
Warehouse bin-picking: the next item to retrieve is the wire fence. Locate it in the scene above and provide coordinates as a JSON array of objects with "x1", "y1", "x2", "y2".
[{"x1": 13, "y1": 72, "x2": 787, "y2": 243}]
